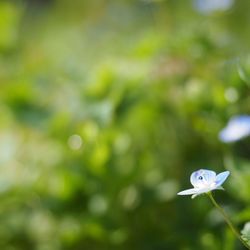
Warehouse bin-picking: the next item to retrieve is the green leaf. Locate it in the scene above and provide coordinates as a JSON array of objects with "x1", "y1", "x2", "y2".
[{"x1": 241, "y1": 222, "x2": 250, "y2": 245}]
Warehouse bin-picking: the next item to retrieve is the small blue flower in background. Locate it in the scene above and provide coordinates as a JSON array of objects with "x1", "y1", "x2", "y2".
[
  {"x1": 219, "y1": 115, "x2": 250, "y2": 143},
  {"x1": 177, "y1": 169, "x2": 230, "y2": 199},
  {"x1": 193, "y1": 0, "x2": 234, "y2": 14}
]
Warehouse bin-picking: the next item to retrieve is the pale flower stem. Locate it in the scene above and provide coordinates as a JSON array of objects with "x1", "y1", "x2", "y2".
[{"x1": 207, "y1": 192, "x2": 250, "y2": 250}]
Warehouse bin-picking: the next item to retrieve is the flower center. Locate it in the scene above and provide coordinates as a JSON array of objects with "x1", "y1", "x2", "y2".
[{"x1": 195, "y1": 173, "x2": 214, "y2": 188}]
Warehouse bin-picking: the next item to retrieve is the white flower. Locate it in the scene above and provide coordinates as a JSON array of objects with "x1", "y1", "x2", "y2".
[
  {"x1": 219, "y1": 115, "x2": 250, "y2": 143},
  {"x1": 177, "y1": 169, "x2": 230, "y2": 199}
]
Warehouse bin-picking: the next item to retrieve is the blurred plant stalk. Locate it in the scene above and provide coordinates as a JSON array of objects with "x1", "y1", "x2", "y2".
[{"x1": 207, "y1": 192, "x2": 250, "y2": 249}]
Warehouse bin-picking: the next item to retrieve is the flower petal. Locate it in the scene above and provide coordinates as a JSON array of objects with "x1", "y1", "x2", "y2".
[
  {"x1": 191, "y1": 187, "x2": 215, "y2": 198},
  {"x1": 192, "y1": 193, "x2": 201, "y2": 199},
  {"x1": 194, "y1": 0, "x2": 234, "y2": 14},
  {"x1": 191, "y1": 186, "x2": 215, "y2": 199},
  {"x1": 190, "y1": 169, "x2": 216, "y2": 188},
  {"x1": 215, "y1": 171, "x2": 230, "y2": 187},
  {"x1": 177, "y1": 188, "x2": 199, "y2": 195},
  {"x1": 219, "y1": 115, "x2": 250, "y2": 143}
]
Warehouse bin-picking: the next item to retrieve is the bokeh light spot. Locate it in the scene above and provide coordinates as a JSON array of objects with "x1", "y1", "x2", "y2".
[{"x1": 68, "y1": 134, "x2": 83, "y2": 150}]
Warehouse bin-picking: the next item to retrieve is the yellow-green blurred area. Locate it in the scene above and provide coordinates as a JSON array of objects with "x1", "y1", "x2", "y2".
[{"x1": 1, "y1": 0, "x2": 250, "y2": 249}]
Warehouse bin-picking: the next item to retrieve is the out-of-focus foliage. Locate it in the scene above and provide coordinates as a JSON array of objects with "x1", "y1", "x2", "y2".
[
  {"x1": 242, "y1": 222, "x2": 250, "y2": 246},
  {"x1": 0, "y1": 0, "x2": 250, "y2": 249}
]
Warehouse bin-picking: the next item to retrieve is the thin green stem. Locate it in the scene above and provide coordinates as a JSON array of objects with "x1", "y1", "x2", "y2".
[{"x1": 207, "y1": 192, "x2": 250, "y2": 249}]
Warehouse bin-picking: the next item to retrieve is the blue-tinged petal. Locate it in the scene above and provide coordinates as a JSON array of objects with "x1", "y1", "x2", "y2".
[
  {"x1": 177, "y1": 188, "x2": 199, "y2": 195},
  {"x1": 190, "y1": 169, "x2": 216, "y2": 188},
  {"x1": 219, "y1": 115, "x2": 250, "y2": 143},
  {"x1": 215, "y1": 171, "x2": 230, "y2": 187},
  {"x1": 193, "y1": 0, "x2": 234, "y2": 14}
]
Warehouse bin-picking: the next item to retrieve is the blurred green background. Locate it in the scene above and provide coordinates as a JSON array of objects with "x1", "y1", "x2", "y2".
[{"x1": 1, "y1": 0, "x2": 250, "y2": 249}]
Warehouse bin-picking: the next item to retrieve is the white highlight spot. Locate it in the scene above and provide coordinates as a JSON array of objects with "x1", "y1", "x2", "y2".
[
  {"x1": 224, "y1": 87, "x2": 239, "y2": 103},
  {"x1": 68, "y1": 134, "x2": 83, "y2": 150}
]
